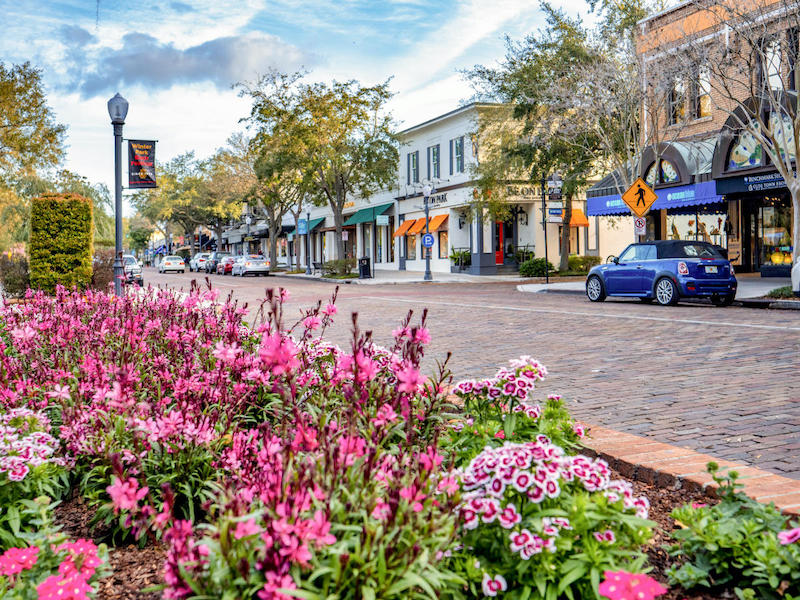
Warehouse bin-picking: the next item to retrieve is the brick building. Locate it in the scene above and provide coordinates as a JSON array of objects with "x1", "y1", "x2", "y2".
[{"x1": 587, "y1": 0, "x2": 798, "y2": 275}]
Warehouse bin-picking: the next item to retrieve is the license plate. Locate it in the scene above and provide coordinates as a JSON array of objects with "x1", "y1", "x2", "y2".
[{"x1": 705, "y1": 266, "x2": 718, "y2": 274}]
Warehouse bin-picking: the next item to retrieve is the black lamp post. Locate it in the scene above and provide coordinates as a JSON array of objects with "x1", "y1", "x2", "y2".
[
  {"x1": 422, "y1": 183, "x2": 433, "y2": 281},
  {"x1": 540, "y1": 172, "x2": 562, "y2": 285},
  {"x1": 107, "y1": 93, "x2": 128, "y2": 297},
  {"x1": 305, "y1": 206, "x2": 312, "y2": 275}
]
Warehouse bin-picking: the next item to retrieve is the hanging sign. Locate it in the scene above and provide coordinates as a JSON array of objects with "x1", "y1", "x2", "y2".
[
  {"x1": 342, "y1": 230, "x2": 349, "y2": 241},
  {"x1": 376, "y1": 215, "x2": 389, "y2": 226},
  {"x1": 128, "y1": 140, "x2": 157, "y2": 188},
  {"x1": 298, "y1": 219, "x2": 308, "y2": 235}
]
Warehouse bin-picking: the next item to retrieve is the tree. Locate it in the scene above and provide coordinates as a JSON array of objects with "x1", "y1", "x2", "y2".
[
  {"x1": 127, "y1": 215, "x2": 154, "y2": 253},
  {"x1": 676, "y1": 0, "x2": 800, "y2": 263},
  {"x1": 0, "y1": 61, "x2": 66, "y2": 181}
]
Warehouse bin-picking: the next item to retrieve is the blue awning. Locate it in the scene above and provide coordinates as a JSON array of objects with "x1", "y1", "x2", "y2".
[{"x1": 587, "y1": 180, "x2": 722, "y2": 216}]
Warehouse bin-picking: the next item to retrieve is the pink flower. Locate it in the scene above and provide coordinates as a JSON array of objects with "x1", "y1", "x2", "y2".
[
  {"x1": 0, "y1": 546, "x2": 39, "y2": 576},
  {"x1": 37, "y1": 572, "x2": 93, "y2": 600},
  {"x1": 599, "y1": 571, "x2": 667, "y2": 600},
  {"x1": 233, "y1": 519, "x2": 262, "y2": 540},
  {"x1": 257, "y1": 571, "x2": 297, "y2": 600},
  {"x1": 397, "y1": 364, "x2": 425, "y2": 394},
  {"x1": 106, "y1": 476, "x2": 148, "y2": 513},
  {"x1": 212, "y1": 340, "x2": 240, "y2": 364},
  {"x1": 392, "y1": 325, "x2": 410, "y2": 339},
  {"x1": 279, "y1": 288, "x2": 291, "y2": 302},
  {"x1": 494, "y1": 430, "x2": 505, "y2": 439},
  {"x1": 498, "y1": 503, "x2": 521, "y2": 529},
  {"x1": 481, "y1": 573, "x2": 508, "y2": 597},
  {"x1": 691, "y1": 502, "x2": 708, "y2": 509},
  {"x1": 573, "y1": 423, "x2": 586, "y2": 438},
  {"x1": 47, "y1": 384, "x2": 71, "y2": 401},
  {"x1": 778, "y1": 527, "x2": 800, "y2": 545},
  {"x1": 302, "y1": 315, "x2": 322, "y2": 330},
  {"x1": 413, "y1": 327, "x2": 431, "y2": 345},
  {"x1": 594, "y1": 529, "x2": 616, "y2": 543},
  {"x1": 371, "y1": 404, "x2": 398, "y2": 427},
  {"x1": 371, "y1": 500, "x2": 391, "y2": 521},
  {"x1": 322, "y1": 303, "x2": 337, "y2": 316}
]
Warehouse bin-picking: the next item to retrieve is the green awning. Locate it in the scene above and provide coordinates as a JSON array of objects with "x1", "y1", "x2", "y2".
[
  {"x1": 342, "y1": 202, "x2": 394, "y2": 226},
  {"x1": 288, "y1": 217, "x2": 325, "y2": 236}
]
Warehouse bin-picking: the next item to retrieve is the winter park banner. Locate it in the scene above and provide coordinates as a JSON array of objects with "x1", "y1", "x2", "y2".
[{"x1": 128, "y1": 140, "x2": 157, "y2": 189}]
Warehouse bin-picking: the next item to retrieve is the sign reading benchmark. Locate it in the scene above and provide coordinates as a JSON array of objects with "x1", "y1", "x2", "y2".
[{"x1": 128, "y1": 140, "x2": 157, "y2": 189}]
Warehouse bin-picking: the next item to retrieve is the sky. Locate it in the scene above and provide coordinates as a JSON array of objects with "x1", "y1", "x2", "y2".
[{"x1": 1, "y1": 0, "x2": 594, "y2": 213}]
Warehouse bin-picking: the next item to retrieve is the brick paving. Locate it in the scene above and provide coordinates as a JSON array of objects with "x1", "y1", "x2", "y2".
[{"x1": 148, "y1": 269, "x2": 800, "y2": 483}]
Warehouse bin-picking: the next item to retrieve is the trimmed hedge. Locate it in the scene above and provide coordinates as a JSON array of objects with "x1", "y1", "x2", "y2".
[
  {"x1": 29, "y1": 194, "x2": 94, "y2": 293},
  {"x1": 567, "y1": 254, "x2": 602, "y2": 273},
  {"x1": 519, "y1": 257, "x2": 554, "y2": 277}
]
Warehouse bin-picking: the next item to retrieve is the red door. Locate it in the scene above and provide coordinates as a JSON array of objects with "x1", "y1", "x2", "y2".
[{"x1": 495, "y1": 222, "x2": 504, "y2": 265}]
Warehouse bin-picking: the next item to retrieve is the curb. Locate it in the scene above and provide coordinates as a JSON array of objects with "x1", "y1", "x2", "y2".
[{"x1": 581, "y1": 424, "x2": 799, "y2": 515}]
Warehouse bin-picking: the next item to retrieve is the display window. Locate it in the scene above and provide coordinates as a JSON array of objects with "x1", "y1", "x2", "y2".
[
  {"x1": 759, "y1": 199, "x2": 793, "y2": 266},
  {"x1": 438, "y1": 231, "x2": 449, "y2": 259},
  {"x1": 407, "y1": 235, "x2": 417, "y2": 260},
  {"x1": 666, "y1": 206, "x2": 729, "y2": 247}
]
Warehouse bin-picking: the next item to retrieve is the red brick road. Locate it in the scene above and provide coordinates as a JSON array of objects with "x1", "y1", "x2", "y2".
[{"x1": 147, "y1": 269, "x2": 800, "y2": 481}]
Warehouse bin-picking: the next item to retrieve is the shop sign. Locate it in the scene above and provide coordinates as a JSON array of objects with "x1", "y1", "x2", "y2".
[
  {"x1": 716, "y1": 172, "x2": 786, "y2": 194},
  {"x1": 727, "y1": 238, "x2": 742, "y2": 265},
  {"x1": 548, "y1": 201, "x2": 563, "y2": 210},
  {"x1": 548, "y1": 208, "x2": 563, "y2": 216},
  {"x1": 547, "y1": 215, "x2": 563, "y2": 223},
  {"x1": 429, "y1": 192, "x2": 448, "y2": 206},
  {"x1": 376, "y1": 215, "x2": 389, "y2": 226},
  {"x1": 506, "y1": 185, "x2": 539, "y2": 198},
  {"x1": 342, "y1": 230, "x2": 349, "y2": 241},
  {"x1": 343, "y1": 201, "x2": 355, "y2": 209}
]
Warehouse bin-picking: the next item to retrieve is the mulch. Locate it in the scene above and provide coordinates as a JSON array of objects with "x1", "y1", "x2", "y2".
[{"x1": 51, "y1": 473, "x2": 733, "y2": 599}]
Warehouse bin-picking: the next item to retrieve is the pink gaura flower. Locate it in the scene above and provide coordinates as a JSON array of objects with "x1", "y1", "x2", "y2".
[
  {"x1": 106, "y1": 476, "x2": 148, "y2": 513},
  {"x1": 47, "y1": 384, "x2": 71, "y2": 401},
  {"x1": 257, "y1": 571, "x2": 297, "y2": 600},
  {"x1": 371, "y1": 404, "x2": 398, "y2": 427},
  {"x1": 322, "y1": 303, "x2": 337, "y2": 316},
  {"x1": 233, "y1": 519, "x2": 262, "y2": 540},
  {"x1": 302, "y1": 315, "x2": 322, "y2": 330},
  {"x1": 413, "y1": 327, "x2": 431, "y2": 345},
  {"x1": 212, "y1": 340, "x2": 240, "y2": 364},
  {"x1": 371, "y1": 500, "x2": 391, "y2": 521},
  {"x1": 481, "y1": 573, "x2": 507, "y2": 597},
  {"x1": 397, "y1": 364, "x2": 425, "y2": 394}
]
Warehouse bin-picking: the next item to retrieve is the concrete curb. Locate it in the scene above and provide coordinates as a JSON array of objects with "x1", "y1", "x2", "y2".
[{"x1": 581, "y1": 424, "x2": 799, "y2": 515}]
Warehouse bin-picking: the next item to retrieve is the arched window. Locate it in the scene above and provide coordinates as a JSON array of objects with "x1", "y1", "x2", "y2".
[
  {"x1": 727, "y1": 131, "x2": 762, "y2": 171},
  {"x1": 644, "y1": 159, "x2": 681, "y2": 185}
]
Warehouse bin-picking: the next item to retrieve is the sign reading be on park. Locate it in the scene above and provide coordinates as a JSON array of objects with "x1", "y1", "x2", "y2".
[{"x1": 622, "y1": 177, "x2": 657, "y2": 218}]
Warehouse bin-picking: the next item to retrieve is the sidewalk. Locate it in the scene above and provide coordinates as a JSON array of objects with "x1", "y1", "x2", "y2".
[
  {"x1": 274, "y1": 269, "x2": 530, "y2": 285},
  {"x1": 517, "y1": 273, "x2": 793, "y2": 301}
]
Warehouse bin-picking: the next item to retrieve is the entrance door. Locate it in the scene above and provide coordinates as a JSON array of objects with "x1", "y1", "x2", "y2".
[{"x1": 494, "y1": 222, "x2": 504, "y2": 265}]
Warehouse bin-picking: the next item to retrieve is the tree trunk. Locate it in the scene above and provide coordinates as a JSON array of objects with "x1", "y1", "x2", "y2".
[
  {"x1": 215, "y1": 225, "x2": 223, "y2": 252},
  {"x1": 331, "y1": 182, "x2": 346, "y2": 261},
  {"x1": 559, "y1": 201, "x2": 572, "y2": 272},
  {"x1": 269, "y1": 224, "x2": 279, "y2": 270},
  {"x1": 292, "y1": 212, "x2": 301, "y2": 271}
]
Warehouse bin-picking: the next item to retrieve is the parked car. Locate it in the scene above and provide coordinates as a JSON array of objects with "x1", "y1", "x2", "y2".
[
  {"x1": 122, "y1": 255, "x2": 143, "y2": 286},
  {"x1": 205, "y1": 251, "x2": 231, "y2": 274},
  {"x1": 231, "y1": 255, "x2": 269, "y2": 277},
  {"x1": 188, "y1": 252, "x2": 211, "y2": 272},
  {"x1": 158, "y1": 255, "x2": 186, "y2": 273},
  {"x1": 585, "y1": 240, "x2": 737, "y2": 306},
  {"x1": 216, "y1": 256, "x2": 236, "y2": 275}
]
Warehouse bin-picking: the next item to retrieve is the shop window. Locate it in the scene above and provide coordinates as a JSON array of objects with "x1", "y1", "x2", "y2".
[
  {"x1": 758, "y1": 38, "x2": 782, "y2": 91},
  {"x1": 693, "y1": 66, "x2": 711, "y2": 119},
  {"x1": 407, "y1": 151, "x2": 419, "y2": 184},
  {"x1": 428, "y1": 144, "x2": 440, "y2": 179},
  {"x1": 668, "y1": 80, "x2": 686, "y2": 125},
  {"x1": 666, "y1": 210, "x2": 728, "y2": 247},
  {"x1": 451, "y1": 137, "x2": 464, "y2": 174},
  {"x1": 645, "y1": 163, "x2": 658, "y2": 187},
  {"x1": 407, "y1": 235, "x2": 417, "y2": 260},
  {"x1": 438, "y1": 230, "x2": 449, "y2": 259},
  {"x1": 759, "y1": 200, "x2": 793, "y2": 266},
  {"x1": 768, "y1": 112, "x2": 796, "y2": 161},
  {"x1": 388, "y1": 216, "x2": 395, "y2": 262},
  {"x1": 727, "y1": 131, "x2": 762, "y2": 170}
]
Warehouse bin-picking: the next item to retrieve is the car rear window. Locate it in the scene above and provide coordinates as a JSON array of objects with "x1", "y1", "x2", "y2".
[
  {"x1": 165, "y1": 256, "x2": 182, "y2": 260},
  {"x1": 657, "y1": 242, "x2": 722, "y2": 259}
]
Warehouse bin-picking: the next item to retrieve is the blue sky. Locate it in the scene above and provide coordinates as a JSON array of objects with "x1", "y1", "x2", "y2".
[{"x1": 1, "y1": 0, "x2": 591, "y2": 209}]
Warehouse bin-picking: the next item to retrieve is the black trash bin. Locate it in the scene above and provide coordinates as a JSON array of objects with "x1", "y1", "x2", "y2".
[{"x1": 358, "y1": 256, "x2": 371, "y2": 279}]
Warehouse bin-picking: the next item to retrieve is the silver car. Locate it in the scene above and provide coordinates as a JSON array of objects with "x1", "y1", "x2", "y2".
[
  {"x1": 188, "y1": 252, "x2": 211, "y2": 272},
  {"x1": 122, "y1": 255, "x2": 143, "y2": 286},
  {"x1": 231, "y1": 255, "x2": 269, "y2": 277}
]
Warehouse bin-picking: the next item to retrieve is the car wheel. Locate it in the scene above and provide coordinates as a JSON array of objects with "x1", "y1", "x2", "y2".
[
  {"x1": 711, "y1": 293, "x2": 735, "y2": 306},
  {"x1": 586, "y1": 275, "x2": 606, "y2": 302},
  {"x1": 655, "y1": 277, "x2": 678, "y2": 306},
  {"x1": 639, "y1": 297, "x2": 654, "y2": 303},
  {"x1": 181, "y1": 270, "x2": 185, "y2": 274}
]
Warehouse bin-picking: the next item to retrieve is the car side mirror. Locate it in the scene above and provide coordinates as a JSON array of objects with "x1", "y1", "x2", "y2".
[
  {"x1": 606, "y1": 255, "x2": 617, "y2": 264},
  {"x1": 613, "y1": 257, "x2": 619, "y2": 264}
]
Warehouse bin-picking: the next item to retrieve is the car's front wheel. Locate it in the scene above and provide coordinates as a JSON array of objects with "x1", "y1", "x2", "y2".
[
  {"x1": 586, "y1": 275, "x2": 606, "y2": 302},
  {"x1": 711, "y1": 293, "x2": 735, "y2": 306},
  {"x1": 655, "y1": 277, "x2": 678, "y2": 306}
]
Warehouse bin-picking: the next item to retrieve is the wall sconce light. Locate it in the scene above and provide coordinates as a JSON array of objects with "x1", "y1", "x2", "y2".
[
  {"x1": 519, "y1": 211, "x2": 528, "y2": 226},
  {"x1": 458, "y1": 217, "x2": 465, "y2": 229}
]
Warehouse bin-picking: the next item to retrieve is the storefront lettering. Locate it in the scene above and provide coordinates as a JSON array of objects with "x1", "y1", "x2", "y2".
[
  {"x1": 506, "y1": 185, "x2": 538, "y2": 197},
  {"x1": 666, "y1": 189, "x2": 695, "y2": 202},
  {"x1": 429, "y1": 193, "x2": 448, "y2": 206}
]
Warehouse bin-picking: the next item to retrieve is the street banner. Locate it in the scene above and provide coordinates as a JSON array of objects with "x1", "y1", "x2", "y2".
[{"x1": 128, "y1": 140, "x2": 157, "y2": 188}]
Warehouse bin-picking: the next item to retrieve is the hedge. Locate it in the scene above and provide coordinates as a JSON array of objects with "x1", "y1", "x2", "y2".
[{"x1": 29, "y1": 194, "x2": 94, "y2": 293}]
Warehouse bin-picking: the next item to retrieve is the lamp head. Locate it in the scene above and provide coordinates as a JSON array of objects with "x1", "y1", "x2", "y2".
[
  {"x1": 422, "y1": 183, "x2": 432, "y2": 197},
  {"x1": 107, "y1": 93, "x2": 129, "y2": 124}
]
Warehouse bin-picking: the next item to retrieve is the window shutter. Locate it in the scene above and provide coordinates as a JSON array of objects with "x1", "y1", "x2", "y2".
[
  {"x1": 449, "y1": 140, "x2": 453, "y2": 175},
  {"x1": 427, "y1": 147, "x2": 431, "y2": 180},
  {"x1": 407, "y1": 154, "x2": 410, "y2": 184}
]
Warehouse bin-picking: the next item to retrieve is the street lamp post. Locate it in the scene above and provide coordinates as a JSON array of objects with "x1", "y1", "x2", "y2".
[
  {"x1": 305, "y1": 207, "x2": 312, "y2": 275},
  {"x1": 245, "y1": 214, "x2": 252, "y2": 254},
  {"x1": 540, "y1": 172, "x2": 562, "y2": 285},
  {"x1": 107, "y1": 93, "x2": 128, "y2": 297},
  {"x1": 422, "y1": 183, "x2": 433, "y2": 282}
]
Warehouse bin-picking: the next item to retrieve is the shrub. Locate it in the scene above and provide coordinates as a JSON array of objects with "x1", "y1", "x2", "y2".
[
  {"x1": 667, "y1": 463, "x2": 800, "y2": 599},
  {"x1": 90, "y1": 247, "x2": 115, "y2": 291},
  {"x1": 766, "y1": 285, "x2": 796, "y2": 299},
  {"x1": 322, "y1": 258, "x2": 356, "y2": 276},
  {"x1": 29, "y1": 194, "x2": 93, "y2": 293},
  {"x1": 450, "y1": 248, "x2": 471, "y2": 268},
  {"x1": 448, "y1": 440, "x2": 655, "y2": 599},
  {"x1": 519, "y1": 258, "x2": 553, "y2": 278},
  {"x1": 568, "y1": 255, "x2": 602, "y2": 273},
  {"x1": 0, "y1": 250, "x2": 29, "y2": 298}
]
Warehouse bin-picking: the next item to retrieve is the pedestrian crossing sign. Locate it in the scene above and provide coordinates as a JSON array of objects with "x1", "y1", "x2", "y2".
[{"x1": 622, "y1": 178, "x2": 657, "y2": 217}]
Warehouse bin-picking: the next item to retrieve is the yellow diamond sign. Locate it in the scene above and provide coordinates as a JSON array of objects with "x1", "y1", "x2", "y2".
[{"x1": 622, "y1": 178, "x2": 658, "y2": 217}]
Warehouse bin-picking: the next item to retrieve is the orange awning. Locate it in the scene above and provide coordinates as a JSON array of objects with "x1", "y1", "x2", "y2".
[
  {"x1": 570, "y1": 208, "x2": 590, "y2": 228},
  {"x1": 392, "y1": 219, "x2": 416, "y2": 238},
  {"x1": 428, "y1": 214, "x2": 449, "y2": 232},
  {"x1": 408, "y1": 218, "x2": 427, "y2": 235}
]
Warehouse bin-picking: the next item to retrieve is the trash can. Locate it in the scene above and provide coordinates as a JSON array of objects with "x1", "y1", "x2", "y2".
[{"x1": 358, "y1": 256, "x2": 371, "y2": 279}]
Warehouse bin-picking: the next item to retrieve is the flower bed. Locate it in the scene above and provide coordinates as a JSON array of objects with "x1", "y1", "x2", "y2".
[{"x1": 0, "y1": 284, "x2": 798, "y2": 599}]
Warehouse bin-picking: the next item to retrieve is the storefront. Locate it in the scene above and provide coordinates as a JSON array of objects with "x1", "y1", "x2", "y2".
[{"x1": 342, "y1": 201, "x2": 396, "y2": 266}]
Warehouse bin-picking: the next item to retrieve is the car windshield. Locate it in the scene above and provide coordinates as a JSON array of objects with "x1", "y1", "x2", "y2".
[{"x1": 658, "y1": 242, "x2": 722, "y2": 259}]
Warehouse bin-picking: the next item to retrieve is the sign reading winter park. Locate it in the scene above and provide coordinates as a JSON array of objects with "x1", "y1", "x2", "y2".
[
  {"x1": 127, "y1": 140, "x2": 157, "y2": 189},
  {"x1": 622, "y1": 177, "x2": 657, "y2": 218}
]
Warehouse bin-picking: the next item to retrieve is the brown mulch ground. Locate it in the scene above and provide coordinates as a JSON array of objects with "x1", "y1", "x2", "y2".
[{"x1": 52, "y1": 474, "x2": 733, "y2": 599}]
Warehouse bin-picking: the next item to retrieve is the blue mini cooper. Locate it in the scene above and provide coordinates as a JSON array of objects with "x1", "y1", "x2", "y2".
[{"x1": 585, "y1": 241, "x2": 737, "y2": 306}]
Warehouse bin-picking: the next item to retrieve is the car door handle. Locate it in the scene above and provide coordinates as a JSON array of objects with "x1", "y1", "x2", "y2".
[{"x1": 636, "y1": 265, "x2": 644, "y2": 269}]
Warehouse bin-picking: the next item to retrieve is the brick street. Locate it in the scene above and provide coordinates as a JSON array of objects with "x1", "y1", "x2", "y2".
[{"x1": 148, "y1": 269, "x2": 800, "y2": 481}]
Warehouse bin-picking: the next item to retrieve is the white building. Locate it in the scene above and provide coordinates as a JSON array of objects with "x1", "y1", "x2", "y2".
[{"x1": 274, "y1": 103, "x2": 632, "y2": 274}]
